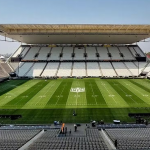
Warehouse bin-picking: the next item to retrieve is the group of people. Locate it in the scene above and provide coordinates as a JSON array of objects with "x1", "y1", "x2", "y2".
[
  {"x1": 61, "y1": 124, "x2": 78, "y2": 136},
  {"x1": 62, "y1": 126, "x2": 72, "y2": 136}
]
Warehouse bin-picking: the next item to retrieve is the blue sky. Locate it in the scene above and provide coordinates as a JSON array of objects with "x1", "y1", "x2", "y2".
[{"x1": 0, "y1": 0, "x2": 150, "y2": 54}]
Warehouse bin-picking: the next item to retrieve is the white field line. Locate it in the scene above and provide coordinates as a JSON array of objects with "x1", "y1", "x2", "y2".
[
  {"x1": 75, "y1": 81, "x2": 80, "y2": 105},
  {"x1": 101, "y1": 82, "x2": 117, "y2": 104},
  {"x1": 55, "y1": 83, "x2": 67, "y2": 105},
  {"x1": 14, "y1": 82, "x2": 45, "y2": 106},
  {"x1": 35, "y1": 81, "x2": 57, "y2": 105},
  {"x1": 134, "y1": 80, "x2": 150, "y2": 89},
  {"x1": 2, "y1": 81, "x2": 38, "y2": 102},
  {"x1": 5, "y1": 92, "x2": 16, "y2": 97},
  {"x1": 89, "y1": 82, "x2": 97, "y2": 105},
  {"x1": 1, "y1": 81, "x2": 18, "y2": 91},
  {"x1": 2, "y1": 82, "x2": 24, "y2": 99},
  {"x1": 123, "y1": 81, "x2": 150, "y2": 98},
  {"x1": 3, "y1": 92, "x2": 16, "y2": 101},
  {"x1": 113, "y1": 82, "x2": 137, "y2": 104},
  {"x1": 95, "y1": 82, "x2": 109, "y2": 105},
  {"x1": 67, "y1": 81, "x2": 85, "y2": 106},
  {"x1": 76, "y1": 92, "x2": 78, "y2": 106}
]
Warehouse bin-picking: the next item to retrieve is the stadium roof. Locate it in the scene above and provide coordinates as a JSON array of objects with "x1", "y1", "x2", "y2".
[{"x1": 0, "y1": 24, "x2": 150, "y2": 44}]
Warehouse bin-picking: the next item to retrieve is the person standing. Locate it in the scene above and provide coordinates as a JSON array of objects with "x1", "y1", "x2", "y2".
[
  {"x1": 74, "y1": 124, "x2": 77, "y2": 132},
  {"x1": 75, "y1": 124, "x2": 77, "y2": 132},
  {"x1": 115, "y1": 139, "x2": 117, "y2": 148},
  {"x1": 65, "y1": 127, "x2": 67, "y2": 136}
]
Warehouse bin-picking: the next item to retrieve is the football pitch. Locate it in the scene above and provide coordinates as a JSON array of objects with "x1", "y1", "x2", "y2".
[{"x1": 0, "y1": 78, "x2": 150, "y2": 124}]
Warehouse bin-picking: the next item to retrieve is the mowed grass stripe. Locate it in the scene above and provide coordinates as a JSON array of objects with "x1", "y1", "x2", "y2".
[
  {"x1": 85, "y1": 80, "x2": 107, "y2": 105},
  {"x1": 66, "y1": 80, "x2": 87, "y2": 106},
  {"x1": 0, "y1": 80, "x2": 28, "y2": 96},
  {"x1": 116, "y1": 80, "x2": 149, "y2": 105},
  {"x1": 132, "y1": 79, "x2": 150, "y2": 90},
  {"x1": 22, "y1": 80, "x2": 62, "y2": 109},
  {"x1": 46, "y1": 80, "x2": 72, "y2": 106},
  {"x1": 0, "y1": 80, "x2": 22, "y2": 90},
  {"x1": 129, "y1": 79, "x2": 150, "y2": 93},
  {"x1": 2, "y1": 81, "x2": 49, "y2": 108},
  {"x1": 107, "y1": 80, "x2": 147, "y2": 107},
  {"x1": 0, "y1": 80, "x2": 40, "y2": 106},
  {"x1": 2, "y1": 108, "x2": 148, "y2": 123},
  {"x1": 0, "y1": 80, "x2": 19, "y2": 94},
  {"x1": 120, "y1": 79, "x2": 150, "y2": 104},
  {"x1": 96, "y1": 80, "x2": 129, "y2": 108}
]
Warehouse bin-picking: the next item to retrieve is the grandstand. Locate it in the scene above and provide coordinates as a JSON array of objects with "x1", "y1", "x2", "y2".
[
  {"x1": 0, "y1": 24, "x2": 150, "y2": 149},
  {"x1": 1, "y1": 127, "x2": 150, "y2": 149},
  {"x1": 0, "y1": 24, "x2": 149, "y2": 78},
  {"x1": 0, "y1": 62, "x2": 12, "y2": 80},
  {"x1": 106, "y1": 128, "x2": 150, "y2": 149},
  {"x1": 3, "y1": 44, "x2": 148, "y2": 78}
]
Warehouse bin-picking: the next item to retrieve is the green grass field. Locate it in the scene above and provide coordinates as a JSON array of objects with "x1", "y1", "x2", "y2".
[{"x1": 0, "y1": 78, "x2": 150, "y2": 124}]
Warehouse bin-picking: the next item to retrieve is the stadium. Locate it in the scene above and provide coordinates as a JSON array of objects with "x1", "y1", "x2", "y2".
[{"x1": 0, "y1": 23, "x2": 150, "y2": 149}]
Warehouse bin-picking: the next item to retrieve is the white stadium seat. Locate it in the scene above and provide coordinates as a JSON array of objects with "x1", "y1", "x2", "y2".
[
  {"x1": 97, "y1": 47, "x2": 110, "y2": 60},
  {"x1": 57, "y1": 62, "x2": 72, "y2": 76},
  {"x1": 124, "y1": 62, "x2": 138, "y2": 76},
  {"x1": 128, "y1": 47, "x2": 137, "y2": 57},
  {"x1": 12, "y1": 47, "x2": 24, "y2": 57},
  {"x1": 74, "y1": 47, "x2": 85, "y2": 60},
  {"x1": 36, "y1": 47, "x2": 51, "y2": 60},
  {"x1": 119, "y1": 47, "x2": 135, "y2": 60},
  {"x1": 61, "y1": 47, "x2": 73, "y2": 60},
  {"x1": 108, "y1": 47, "x2": 122, "y2": 60},
  {"x1": 134, "y1": 46, "x2": 145, "y2": 57},
  {"x1": 12, "y1": 46, "x2": 30, "y2": 58},
  {"x1": 26, "y1": 62, "x2": 46, "y2": 77},
  {"x1": 9, "y1": 45, "x2": 148, "y2": 78},
  {"x1": 134, "y1": 62, "x2": 147, "y2": 73},
  {"x1": 72, "y1": 62, "x2": 86, "y2": 76},
  {"x1": 100, "y1": 62, "x2": 117, "y2": 77},
  {"x1": 128, "y1": 46, "x2": 145, "y2": 57},
  {"x1": 87, "y1": 62, "x2": 101, "y2": 76},
  {"x1": 18, "y1": 62, "x2": 34, "y2": 76},
  {"x1": 112, "y1": 62, "x2": 132, "y2": 76},
  {"x1": 23, "y1": 47, "x2": 40, "y2": 60},
  {"x1": 41, "y1": 62, "x2": 59, "y2": 77},
  {"x1": 86, "y1": 47, "x2": 98, "y2": 60},
  {"x1": 142, "y1": 62, "x2": 150, "y2": 72},
  {"x1": 21, "y1": 47, "x2": 30, "y2": 58},
  {"x1": 48, "y1": 47, "x2": 62, "y2": 60}
]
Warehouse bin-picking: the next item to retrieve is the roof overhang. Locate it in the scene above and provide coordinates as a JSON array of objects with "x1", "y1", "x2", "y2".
[{"x1": 0, "y1": 24, "x2": 150, "y2": 44}]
